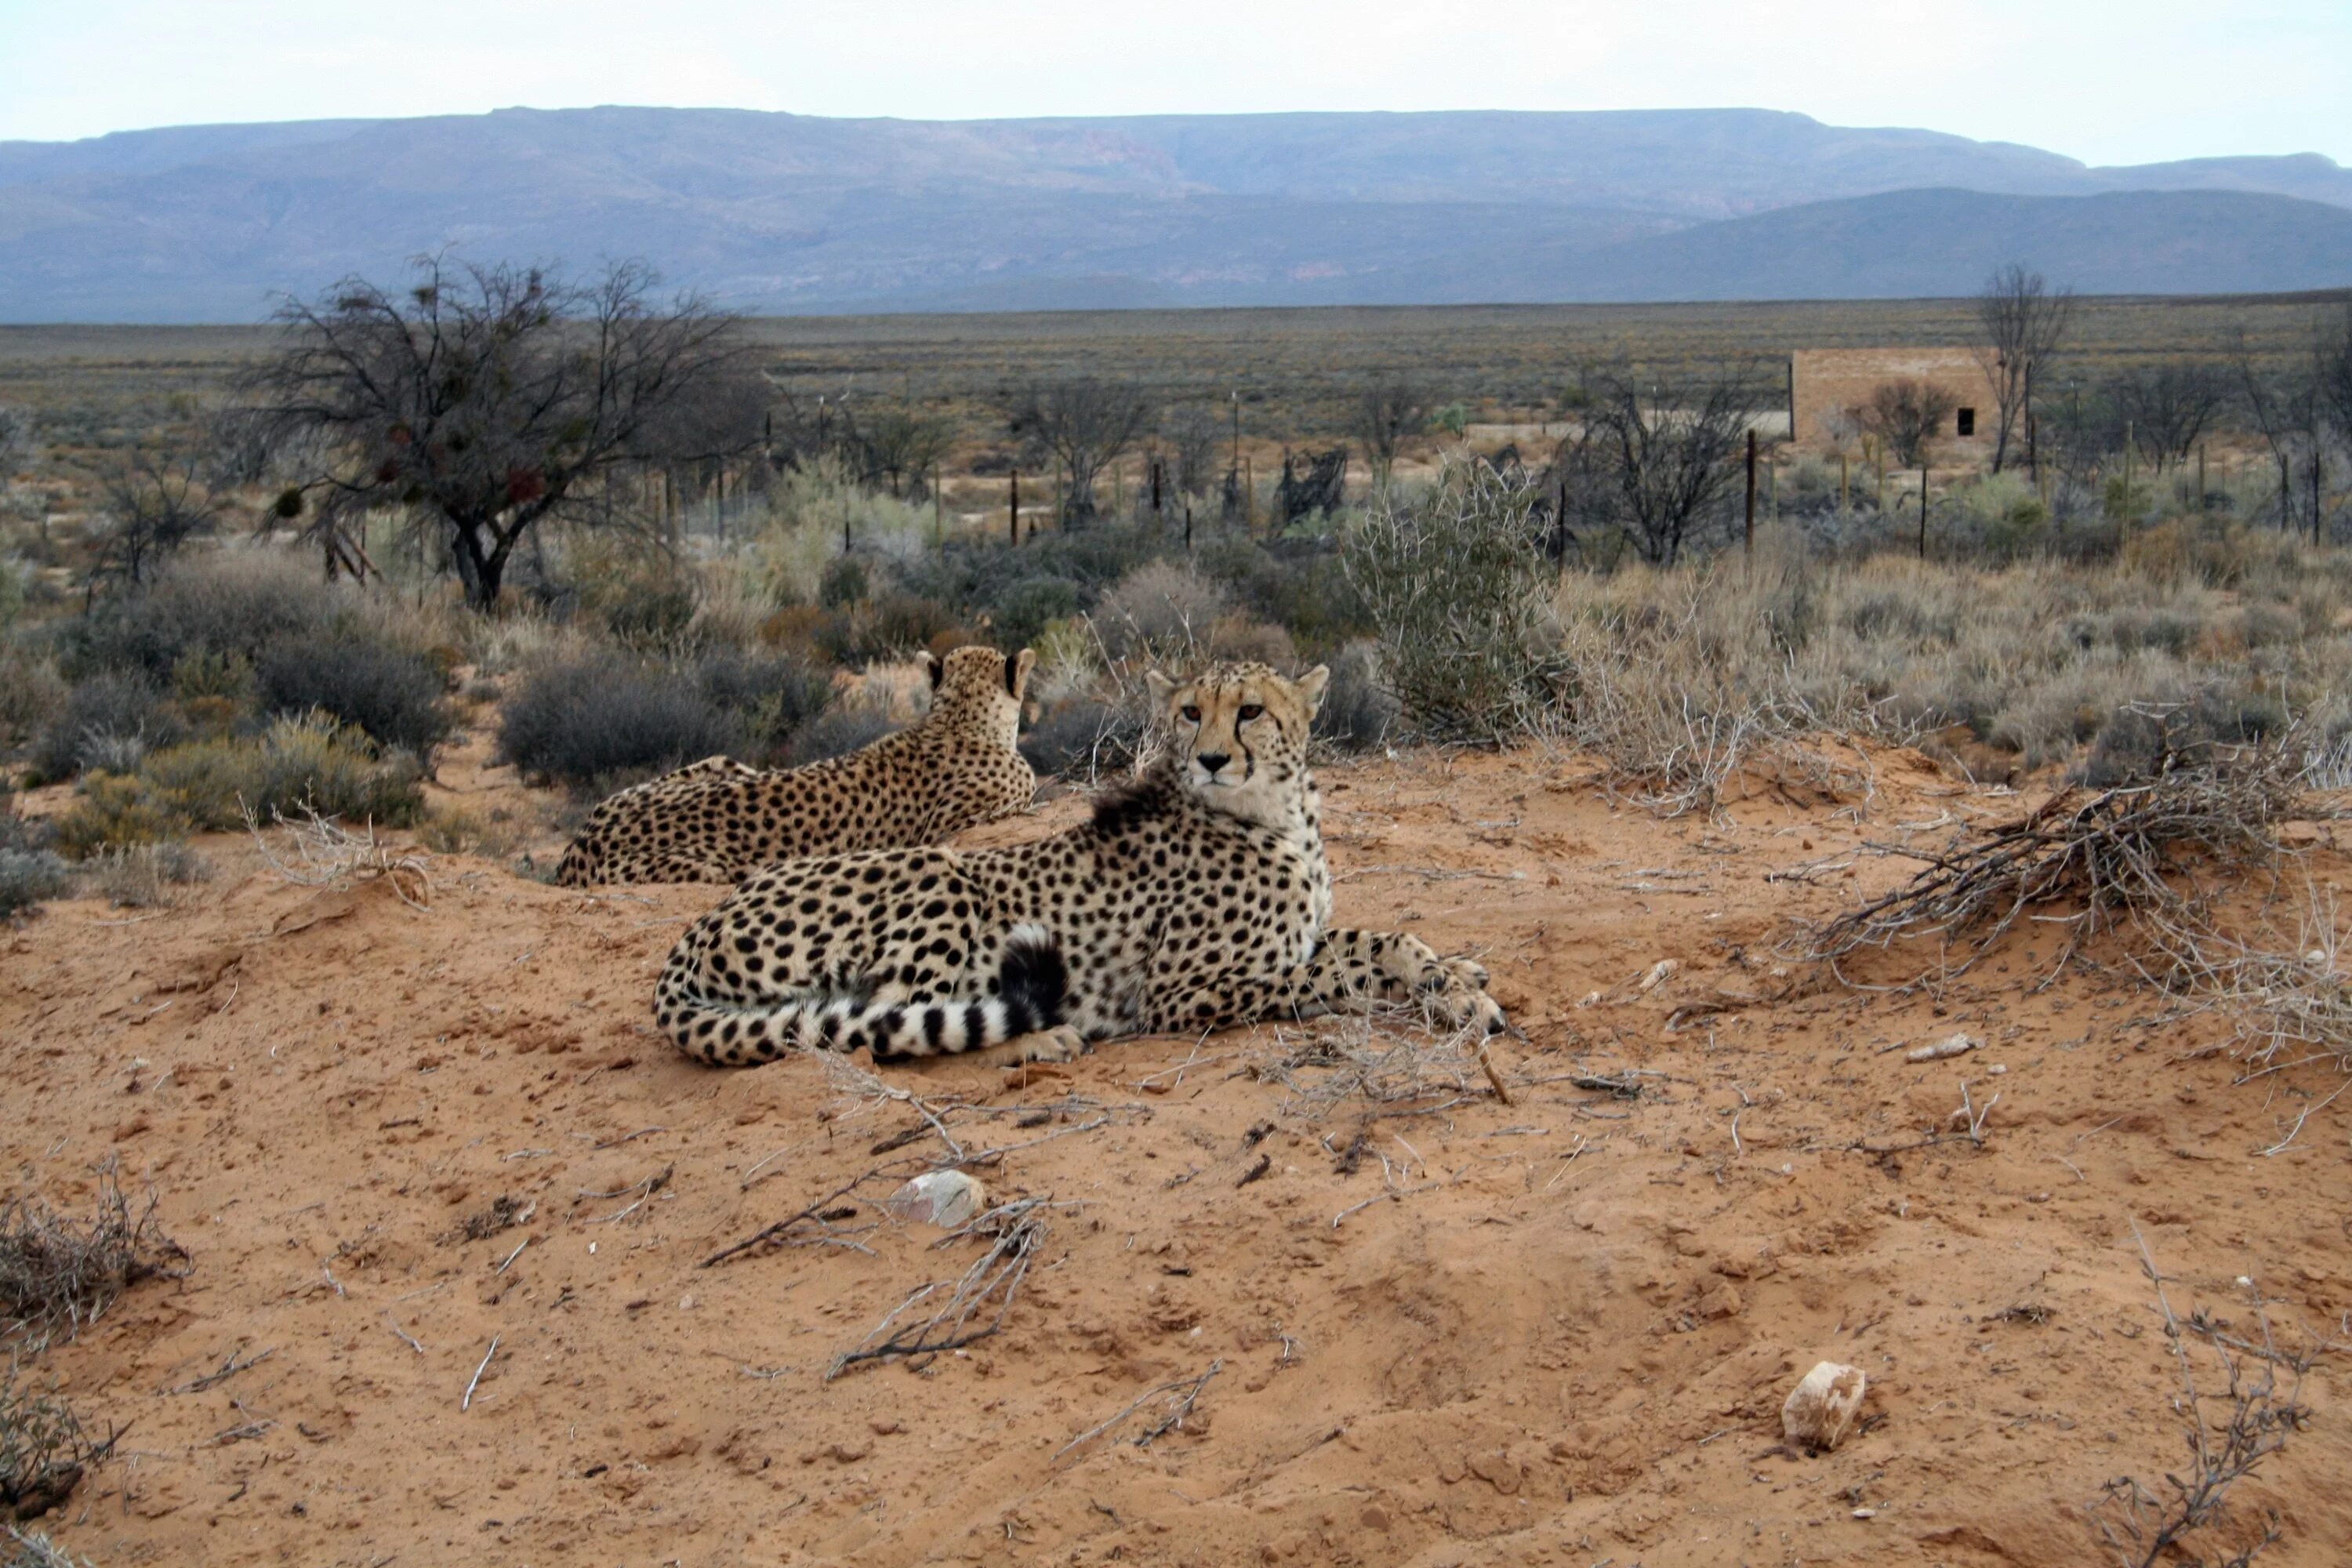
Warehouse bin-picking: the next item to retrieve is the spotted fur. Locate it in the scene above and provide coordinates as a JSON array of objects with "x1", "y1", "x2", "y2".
[
  {"x1": 654, "y1": 661, "x2": 1504, "y2": 1068},
  {"x1": 556, "y1": 646, "x2": 1037, "y2": 887}
]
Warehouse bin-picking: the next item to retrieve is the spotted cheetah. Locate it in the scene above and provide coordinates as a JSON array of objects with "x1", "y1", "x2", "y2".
[
  {"x1": 555, "y1": 645, "x2": 1036, "y2": 887},
  {"x1": 654, "y1": 660, "x2": 1504, "y2": 1067}
]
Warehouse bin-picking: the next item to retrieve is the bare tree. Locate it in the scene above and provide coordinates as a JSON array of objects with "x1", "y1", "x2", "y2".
[
  {"x1": 238, "y1": 256, "x2": 764, "y2": 609},
  {"x1": 854, "y1": 401, "x2": 953, "y2": 499},
  {"x1": 1562, "y1": 365, "x2": 1758, "y2": 566},
  {"x1": 1974, "y1": 263, "x2": 2075, "y2": 474},
  {"x1": 2231, "y1": 332, "x2": 2314, "y2": 530},
  {"x1": 2110, "y1": 361, "x2": 2232, "y2": 472},
  {"x1": 1161, "y1": 405, "x2": 1221, "y2": 498},
  {"x1": 1350, "y1": 373, "x2": 1432, "y2": 483},
  {"x1": 1000, "y1": 379, "x2": 1154, "y2": 528},
  {"x1": 1857, "y1": 379, "x2": 1959, "y2": 470},
  {"x1": 90, "y1": 455, "x2": 220, "y2": 593}
]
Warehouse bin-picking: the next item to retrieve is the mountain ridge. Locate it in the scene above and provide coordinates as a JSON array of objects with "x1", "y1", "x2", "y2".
[{"x1": 2, "y1": 106, "x2": 2347, "y2": 320}]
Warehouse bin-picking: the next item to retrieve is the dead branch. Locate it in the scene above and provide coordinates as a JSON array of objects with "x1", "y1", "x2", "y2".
[
  {"x1": 1054, "y1": 1360, "x2": 1223, "y2": 1461},
  {"x1": 825, "y1": 1198, "x2": 1056, "y2": 1380}
]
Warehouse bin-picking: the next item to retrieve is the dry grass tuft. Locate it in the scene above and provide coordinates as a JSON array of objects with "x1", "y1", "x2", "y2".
[
  {"x1": 0, "y1": 1359, "x2": 104, "y2": 1526},
  {"x1": 4, "y1": 1525, "x2": 94, "y2": 1568},
  {"x1": 0, "y1": 1167, "x2": 186, "y2": 1347}
]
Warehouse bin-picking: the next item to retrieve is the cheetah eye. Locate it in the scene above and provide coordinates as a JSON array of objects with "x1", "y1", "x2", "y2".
[
  {"x1": 1237, "y1": 703, "x2": 1264, "y2": 722},
  {"x1": 1180, "y1": 705, "x2": 1201, "y2": 724}
]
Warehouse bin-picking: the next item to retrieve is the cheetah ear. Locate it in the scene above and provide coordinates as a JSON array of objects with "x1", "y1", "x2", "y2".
[
  {"x1": 1144, "y1": 669, "x2": 1178, "y2": 710},
  {"x1": 1295, "y1": 664, "x2": 1330, "y2": 718},
  {"x1": 920, "y1": 650, "x2": 943, "y2": 691},
  {"x1": 1008, "y1": 647, "x2": 1036, "y2": 699}
]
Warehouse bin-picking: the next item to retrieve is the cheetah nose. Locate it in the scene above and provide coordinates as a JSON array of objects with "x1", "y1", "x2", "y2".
[{"x1": 1196, "y1": 752, "x2": 1230, "y2": 775}]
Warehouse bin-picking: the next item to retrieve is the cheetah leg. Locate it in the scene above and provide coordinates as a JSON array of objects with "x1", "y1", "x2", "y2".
[{"x1": 1308, "y1": 929, "x2": 1503, "y2": 1033}]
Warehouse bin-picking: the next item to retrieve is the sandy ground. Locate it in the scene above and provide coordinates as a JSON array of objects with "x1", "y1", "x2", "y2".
[{"x1": 7, "y1": 731, "x2": 2352, "y2": 1567}]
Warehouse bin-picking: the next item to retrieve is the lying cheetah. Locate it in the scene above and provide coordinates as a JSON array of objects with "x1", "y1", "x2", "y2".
[
  {"x1": 555, "y1": 645, "x2": 1036, "y2": 887},
  {"x1": 655, "y1": 660, "x2": 1504, "y2": 1067}
]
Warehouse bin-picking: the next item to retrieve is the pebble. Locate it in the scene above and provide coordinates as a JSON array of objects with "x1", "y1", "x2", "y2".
[{"x1": 1782, "y1": 1361, "x2": 1867, "y2": 1454}]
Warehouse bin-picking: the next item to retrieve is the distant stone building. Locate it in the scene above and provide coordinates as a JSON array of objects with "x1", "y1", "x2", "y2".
[{"x1": 1788, "y1": 347, "x2": 1991, "y2": 450}]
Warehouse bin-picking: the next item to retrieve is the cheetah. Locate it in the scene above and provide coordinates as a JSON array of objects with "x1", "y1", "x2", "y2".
[
  {"x1": 654, "y1": 660, "x2": 1504, "y2": 1067},
  {"x1": 555, "y1": 645, "x2": 1037, "y2": 887}
]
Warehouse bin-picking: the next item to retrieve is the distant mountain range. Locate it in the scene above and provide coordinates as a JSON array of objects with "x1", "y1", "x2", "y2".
[{"x1": 2, "y1": 107, "x2": 2348, "y2": 320}]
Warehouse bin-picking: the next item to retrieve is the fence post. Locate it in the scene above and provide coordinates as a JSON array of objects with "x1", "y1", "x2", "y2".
[
  {"x1": 1008, "y1": 469, "x2": 1020, "y2": 546},
  {"x1": 1918, "y1": 466, "x2": 1929, "y2": 560},
  {"x1": 1744, "y1": 428, "x2": 1757, "y2": 558}
]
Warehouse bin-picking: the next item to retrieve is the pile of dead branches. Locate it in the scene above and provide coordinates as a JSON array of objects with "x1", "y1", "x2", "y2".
[{"x1": 1806, "y1": 746, "x2": 2302, "y2": 988}]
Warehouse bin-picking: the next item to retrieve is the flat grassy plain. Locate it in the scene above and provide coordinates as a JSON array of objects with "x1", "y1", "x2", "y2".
[{"x1": 3, "y1": 292, "x2": 2342, "y2": 469}]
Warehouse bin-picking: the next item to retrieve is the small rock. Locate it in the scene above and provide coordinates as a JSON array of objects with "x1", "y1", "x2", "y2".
[
  {"x1": 1781, "y1": 1361, "x2": 1867, "y2": 1454},
  {"x1": 1636, "y1": 959, "x2": 1679, "y2": 993},
  {"x1": 1905, "y1": 1033, "x2": 1977, "y2": 1063},
  {"x1": 884, "y1": 1171, "x2": 987, "y2": 1228}
]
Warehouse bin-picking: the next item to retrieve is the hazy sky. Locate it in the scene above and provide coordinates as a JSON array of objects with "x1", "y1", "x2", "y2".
[{"x1": 2, "y1": 0, "x2": 2345, "y2": 167}]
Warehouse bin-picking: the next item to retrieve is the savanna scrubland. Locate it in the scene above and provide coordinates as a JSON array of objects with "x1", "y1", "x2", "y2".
[{"x1": 5, "y1": 282, "x2": 2352, "y2": 1566}]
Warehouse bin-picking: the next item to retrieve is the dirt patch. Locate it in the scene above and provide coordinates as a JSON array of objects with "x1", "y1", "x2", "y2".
[{"x1": 5, "y1": 745, "x2": 2350, "y2": 1565}]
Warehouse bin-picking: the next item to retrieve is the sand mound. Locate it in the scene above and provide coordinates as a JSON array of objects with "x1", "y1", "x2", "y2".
[{"x1": 5, "y1": 747, "x2": 2350, "y2": 1566}]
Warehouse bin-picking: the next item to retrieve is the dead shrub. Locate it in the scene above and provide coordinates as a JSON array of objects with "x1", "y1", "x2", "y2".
[{"x1": 0, "y1": 1167, "x2": 186, "y2": 1345}]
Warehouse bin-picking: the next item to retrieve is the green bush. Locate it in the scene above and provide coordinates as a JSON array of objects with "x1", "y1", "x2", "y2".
[
  {"x1": 1341, "y1": 461, "x2": 1559, "y2": 742},
  {"x1": 695, "y1": 648, "x2": 833, "y2": 760},
  {"x1": 498, "y1": 652, "x2": 742, "y2": 792},
  {"x1": 31, "y1": 674, "x2": 183, "y2": 782},
  {"x1": 65, "y1": 551, "x2": 339, "y2": 681},
  {"x1": 0, "y1": 850, "x2": 69, "y2": 916},
  {"x1": 256, "y1": 633, "x2": 452, "y2": 760},
  {"x1": 56, "y1": 717, "x2": 423, "y2": 855}
]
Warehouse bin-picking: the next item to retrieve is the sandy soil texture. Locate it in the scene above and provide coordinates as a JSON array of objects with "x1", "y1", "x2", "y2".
[{"x1": 6, "y1": 740, "x2": 2351, "y2": 1566}]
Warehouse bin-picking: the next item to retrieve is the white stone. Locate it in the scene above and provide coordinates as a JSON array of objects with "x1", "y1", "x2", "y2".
[
  {"x1": 886, "y1": 1170, "x2": 988, "y2": 1228},
  {"x1": 1781, "y1": 1361, "x2": 1867, "y2": 1453},
  {"x1": 1905, "y1": 1032, "x2": 1978, "y2": 1063}
]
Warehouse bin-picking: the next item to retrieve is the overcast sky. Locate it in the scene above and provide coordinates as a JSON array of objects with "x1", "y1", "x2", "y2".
[{"x1": 2, "y1": 0, "x2": 2344, "y2": 168}]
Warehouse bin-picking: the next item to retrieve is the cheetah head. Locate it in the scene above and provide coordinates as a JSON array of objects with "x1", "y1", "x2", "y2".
[
  {"x1": 921, "y1": 644, "x2": 1036, "y2": 746},
  {"x1": 1145, "y1": 661, "x2": 1329, "y2": 826}
]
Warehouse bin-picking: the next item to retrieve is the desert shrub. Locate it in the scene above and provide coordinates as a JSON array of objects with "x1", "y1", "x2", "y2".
[
  {"x1": 498, "y1": 652, "x2": 742, "y2": 792},
  {"x1": 1342, "y1": 461, "x2": 1560, "y2": 742},
  {"x1": 818, "y1": 554, "x2": 870, "y2": 608},
  {"x1": 1094, "y1": 561, "x2": 1232, "y2": 655},
  {"x1": 0, "y1": 1364, "x2": 91, "y2": 1523},
  {"x1": 596, "y1": 568, "x2": 701, "y2": 650},
  {"x1": 0, "y1": 648, "x2": 64, "y2": 757},
  {"x1": 2078, "y1": 685, "x2": 2292, "y2": 788},
  {"x1": 31, "y1": 675, "x2": 182, "y2": 783},
  {"x1": 782, "y1": 707, "x2": 898, "y2": 767},
  {"x1": 49, "y1": 775, "x2": 184, "y2": 860},
  {"x1": 65, "y1": 550, "x2": 339, "y2": 681},
  {"x1": 0, "y1": 1166, "x2": 184, "y2": 1341},
  {"x1": 695, "y1": 648, "x2": 834, "y2": 760},
  {"x1": 0, "y1": 851, "x2": 69, "y2": 917},
  {"x1": 1198, "y1": 539, "x2": 1370, "y2": 652},
  {"x1": 82, "y1": 841, "x2": 210, "y2": 908},
  {"x1": 56, "y1": 717, "x2": 423, "y2": 853},
  {"x1": 991, "y1": 579, "x2": 1083, "y2": 654},
  {"x1": 256, "y1": 633, "x2": 452, "y2": 759},
  {"x1": 1311, "y1": 641, "x2": 1399, "y2": 753},
  {"x1": 815, "y1": 593, "x2": 960, "y2": 666},
  {"x1": 1021, "y1": 696, "x2": 1149, "y2": 782}
]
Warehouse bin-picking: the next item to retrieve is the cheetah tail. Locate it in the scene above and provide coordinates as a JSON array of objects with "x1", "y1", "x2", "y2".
[{"x1": 655, "y1": 927, "x2": 1069, "y2": 1069}]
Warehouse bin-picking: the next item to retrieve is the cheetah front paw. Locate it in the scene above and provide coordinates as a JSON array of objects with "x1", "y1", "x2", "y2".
[
  {"x1": 1425, "y1": 960, "x2": 1505, "y2": 1036},
  {"x1": 1000, "y1": 1024, "x2": 1086, "y2": 1065}
]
